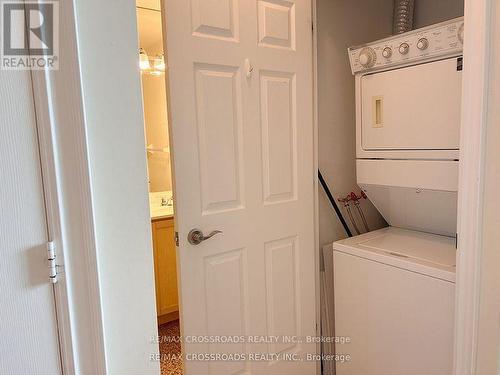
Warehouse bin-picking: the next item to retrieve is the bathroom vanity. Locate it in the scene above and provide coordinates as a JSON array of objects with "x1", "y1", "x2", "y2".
[{"x1": 150, "y1": 192, "x2": 179, "y2": 324}]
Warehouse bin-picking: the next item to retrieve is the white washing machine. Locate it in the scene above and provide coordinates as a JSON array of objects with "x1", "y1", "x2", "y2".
[
  {"x1": 332, "y1": 227, "x2": 456, "y2": 375},
  {"x1": 329, "y1": 17, "x2": 464, "y2": 375}
]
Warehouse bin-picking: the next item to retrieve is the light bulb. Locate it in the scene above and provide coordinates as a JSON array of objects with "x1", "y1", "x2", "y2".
[
  {"x1": 139, "y1": 48, "x2": 151, "y2": 70},
  {"x1": 153, "y1": 54, "x2": 166, "y2": 72}
]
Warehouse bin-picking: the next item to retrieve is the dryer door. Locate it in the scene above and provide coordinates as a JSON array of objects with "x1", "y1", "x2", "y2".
[{"x1": 361, "y1": 57, "x2": 462, "y2": 151}]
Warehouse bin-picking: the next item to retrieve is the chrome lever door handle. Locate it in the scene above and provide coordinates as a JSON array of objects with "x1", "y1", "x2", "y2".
[{"x1": 188, "y1": 229, "x2": 222, "y2": 245}]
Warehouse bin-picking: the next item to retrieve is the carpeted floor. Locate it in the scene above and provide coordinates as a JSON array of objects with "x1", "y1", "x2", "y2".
[{"x1": 158, "y1": 320, "x2": 183, "y2": 374}]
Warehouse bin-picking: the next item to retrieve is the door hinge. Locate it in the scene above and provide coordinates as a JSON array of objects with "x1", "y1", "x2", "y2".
[
  {"x1": 47, "y1": 241, "x2": 58, "y2": 284},
  {"x1": 174, "y1": 231, "x2": 179, "y2": 247}
]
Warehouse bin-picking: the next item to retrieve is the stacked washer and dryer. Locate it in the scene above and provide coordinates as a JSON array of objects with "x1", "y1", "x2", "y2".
[{"x1": 330, "y1": 17, "x2": 464, "y2": 375}]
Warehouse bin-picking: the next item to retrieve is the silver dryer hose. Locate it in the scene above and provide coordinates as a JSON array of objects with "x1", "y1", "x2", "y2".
[{"x1": 393, "y1": 0, "x2": 415, "y2": 34}]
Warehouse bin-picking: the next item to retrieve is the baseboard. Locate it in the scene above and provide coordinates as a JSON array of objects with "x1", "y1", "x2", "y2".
[{"x1": 158, "y1": 311, "x2": 179, "y2": 325}]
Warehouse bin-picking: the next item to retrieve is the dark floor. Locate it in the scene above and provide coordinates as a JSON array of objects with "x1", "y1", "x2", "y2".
[{"x1": 158, "y1": 320, "x2": 182, "y2": 375}]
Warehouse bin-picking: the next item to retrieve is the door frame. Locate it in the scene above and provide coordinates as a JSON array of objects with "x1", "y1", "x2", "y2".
[
  {"x1": 453, "y1": 0, "x2": 492, "y2": 374},
  {"x1": 30, "y1": 0, "x2": 490, "y2": 373},
  {"x1": 29, "y1": 0, "x2": 108, "y2": 373},
  {"x1": 312, "y1": 0, "x2": 321, "y2": 373}
]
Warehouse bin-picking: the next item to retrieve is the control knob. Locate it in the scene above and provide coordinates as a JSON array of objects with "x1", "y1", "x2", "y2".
[
  {"x1": 358, "y1": 47, "x2": 377, "y2": 68},
  {"x1": 399, "y1": 42, "x2": 410, "y2": 55},
  {"x1": 417, "y1": 38, "x2": 429, "y2": 50},
  {"x1": 382, "y1": 47, "x2": 392, "y2": 59}
]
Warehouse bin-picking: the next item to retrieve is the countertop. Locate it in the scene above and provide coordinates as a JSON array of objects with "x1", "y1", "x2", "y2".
[{"x1": 149, "y1": 191, "x2": 174, "y2": 220}]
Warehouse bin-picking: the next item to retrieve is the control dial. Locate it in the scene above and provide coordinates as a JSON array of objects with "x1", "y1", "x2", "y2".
[
  {"x1": 382, "y1": 47, "x2": 392, "y2": 59},
  {"x1": 417, "y1": 38, "x2": 429, "y2": 50},
  {"x1": 399, "y1": 43, "x2": 410, "y2": 55},
  {"x1": 358, "y1": 47, "x2": 377, "y2": 68}
]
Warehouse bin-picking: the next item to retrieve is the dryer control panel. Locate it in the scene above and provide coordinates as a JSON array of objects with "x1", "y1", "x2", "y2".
[{"x1": 348, "y1": 17, "x2": 464, "y2": 75}]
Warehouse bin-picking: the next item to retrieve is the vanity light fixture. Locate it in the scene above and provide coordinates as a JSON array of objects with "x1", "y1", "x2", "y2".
[
  {"x1": 153, "y1": 54, "x2": 166, "y2": 72},
  {"x1": 139, "y1": 48, "x2": 151, "y2": 71},
  {"x1": 139, "y1": 49, "x2": 166, "y2": 74}
]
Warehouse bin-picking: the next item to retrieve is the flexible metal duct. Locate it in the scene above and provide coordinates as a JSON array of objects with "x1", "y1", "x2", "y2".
[{"x1": 393, "y1": 0, "x2": 415, "y2": 34}]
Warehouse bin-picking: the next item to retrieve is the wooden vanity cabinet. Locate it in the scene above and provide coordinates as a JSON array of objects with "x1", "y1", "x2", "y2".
[{"x1": 151, "y1": 217, "x2": 179, "y2": 324}]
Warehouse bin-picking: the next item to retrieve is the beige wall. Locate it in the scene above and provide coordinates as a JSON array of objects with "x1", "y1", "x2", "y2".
[
  {"x1": 317, "y1": 0, "x2": 393, "y2": 247},
  {"x1": 413, "y1": 0, "x2": 464, "y2": 28},
  {"x1": 137, "y1": 7, "x2": 172, "y2": 192},
  {"x1": 475, "y1": 2, "x2": 500, "y2": 372}
]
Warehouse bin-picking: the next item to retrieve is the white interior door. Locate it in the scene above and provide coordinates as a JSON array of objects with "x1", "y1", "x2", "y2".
[
  {"x1": 0, "y1": 71, "x2": 61, "y2": 372},
  {"x1": 164, "y1": 0, "x2": 316, "y2": 374}
]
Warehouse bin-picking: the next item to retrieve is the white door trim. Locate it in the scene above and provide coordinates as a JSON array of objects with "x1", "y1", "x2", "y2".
[
  {"x1": 30, "y1": 65, "x2": 75, "y2": 375},
  {"x1": 454, "y1": 0, "x2": 492, "y2": 374},
  {"x1": 29, "y1": 0, "x2": 107, "y2": 373},
  {"x1": 311, "y1": 0, "x2": 321, "y2": 373}
]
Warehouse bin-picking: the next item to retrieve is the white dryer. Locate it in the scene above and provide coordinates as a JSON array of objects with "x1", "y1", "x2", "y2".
[
  {"x1": 351, "y1": 16, "x2": 464, "y2": 237},
  {"x1": 330, "y1": 17, "x2": 464, "y2": 375}
]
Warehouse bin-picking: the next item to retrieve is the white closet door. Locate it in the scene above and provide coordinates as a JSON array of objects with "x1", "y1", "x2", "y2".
[
  {"x1": 164, "y1": 0, "x2": 316, "y2": 374},
  {"x1": 0, "y1": 69, "x2": 61, "y2": 374}
]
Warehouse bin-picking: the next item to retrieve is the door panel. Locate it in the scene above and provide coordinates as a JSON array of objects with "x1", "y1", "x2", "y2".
[
  {"x1": 257, "y1": 0, "x2": 296, "y2": 50},
  {"x1": 194, "y1": 63, "x2": 245, "y2": 214},
  {"x1": 165, "y1": 0, "x2": 315, "y2": 373},
  {"x1": 0, "y1": 70, "x2": 61, "y2": 374},
  {"x1": 361, "y1": 58, "x2": 462, "y2": 150},
  {"x1": 191, "y1": 0, "x2": 239, "y2": 41},
  {"x1": 204, "y1": 248, "x2": 249, "y2": 375},
  {"x1": 260, "y1": 71, "x2": 297, "y2": 204},
  {"x1": 264, "y1": 236, "x2": 299, "y2": 354}
]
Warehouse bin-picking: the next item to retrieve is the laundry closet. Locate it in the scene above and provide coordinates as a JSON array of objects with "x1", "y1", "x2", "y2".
[{"x1": 318, "y1": 1, "x2": 464, "y2": 374}]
